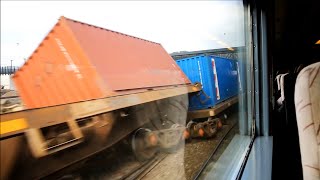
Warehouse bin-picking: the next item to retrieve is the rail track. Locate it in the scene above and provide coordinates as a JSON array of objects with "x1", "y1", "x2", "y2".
[
  {"x1": 122, "y1": 154, "x2": 168, "y2": 180},
  {"x1": 139, "y1": 109, "x2": 239, "y2": 180},
  {"x1": 1, "y1": 90, "x2": 237, "y2": 180},
  {"x1": 46, "y1": 138, "x2": 169, "y2": 180},
  {"x1": 44, "y1": 109, "x2": 238, "y2": 180},
  {"x1": 192, "y1": 121, "x2": 237, "y2": 179}
]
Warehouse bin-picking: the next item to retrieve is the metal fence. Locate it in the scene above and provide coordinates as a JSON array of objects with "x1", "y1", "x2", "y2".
[{"x1": 0, "y1": 66, "x2": 19, "y2": 75}]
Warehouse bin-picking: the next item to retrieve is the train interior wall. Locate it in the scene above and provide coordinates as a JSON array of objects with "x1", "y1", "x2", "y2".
[{"x1": 267, "y1": 0, "x2": 320, "y2": 179}]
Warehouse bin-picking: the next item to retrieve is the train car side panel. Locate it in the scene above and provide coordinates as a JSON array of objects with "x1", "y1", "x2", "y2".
[
  {"x1": 176, "y1": 55, "x2": 239, "y2": 111},
  {"x1": 213, "y1": 56, "x2": 239, "y2": 102},
  {"x1": 176, "y1": 56, "x2": 216, "y2": 110},
  {"x1": 12, "y1": 16, "x2": 190, "y2": 109}
]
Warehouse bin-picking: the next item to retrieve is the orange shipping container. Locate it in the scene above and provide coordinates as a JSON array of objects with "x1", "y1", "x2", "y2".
[{"x1": 13, "y1": 16, "x2": 190, "y2": 109}]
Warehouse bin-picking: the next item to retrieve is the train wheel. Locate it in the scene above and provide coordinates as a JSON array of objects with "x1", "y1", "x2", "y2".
[
  {"x1": 161, "y1": 124, "x2": 184, "y2": 153},
  {"x1": 131, "y1": 128, "x2": 158, "y2": 161},
  {"x1": 149, "y1": 95, "x2": 189, "y2": 130}
]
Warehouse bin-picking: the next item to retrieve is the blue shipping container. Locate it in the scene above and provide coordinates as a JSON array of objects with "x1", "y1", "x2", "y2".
[{"x1": 176, "y1": 55, "x2": 240, "y2": 110}]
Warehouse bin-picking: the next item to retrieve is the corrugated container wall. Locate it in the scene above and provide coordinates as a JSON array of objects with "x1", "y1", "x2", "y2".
[
  {"x1": 13, "y1": 16, "x2": 190, "y2": 109},
  {"x1": 176, "y1": 55, "x2": 240, "y2": 110}
]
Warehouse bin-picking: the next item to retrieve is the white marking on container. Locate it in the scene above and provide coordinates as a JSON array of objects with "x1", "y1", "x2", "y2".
[
  {"x1": 236, "y1": 62, "x2": 242, "y2": 91},
  {"x1": 212, "y1": 58, "x2": 220, "y2": 100},
  {"x1": 197, "y1": 60, "x2": 203, "y2": 88},
  {"x1": 55, "y1": 38, "x2": 83, "y2": 79}
]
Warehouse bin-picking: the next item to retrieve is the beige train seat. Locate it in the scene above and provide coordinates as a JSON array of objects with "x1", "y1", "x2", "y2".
[{"x1": 294, "y1": 62, "x2": 320, "y2": 180}]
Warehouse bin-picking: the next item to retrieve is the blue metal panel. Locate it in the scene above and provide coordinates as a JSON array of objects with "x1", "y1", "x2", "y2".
[
  {"x1": 176, "y1": 55, "x2": 215, "y2": 110},
  {"x1": 176, "y1": 55, "x2": 239, "y2": 111},
  {"x1": 213, "y1": 56, "x2": 239, "y2": 101}
]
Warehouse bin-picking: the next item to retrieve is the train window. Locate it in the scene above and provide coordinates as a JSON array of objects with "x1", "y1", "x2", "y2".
[{"x1": 1, "y1": 1, "x2": 255, "y2": 179}]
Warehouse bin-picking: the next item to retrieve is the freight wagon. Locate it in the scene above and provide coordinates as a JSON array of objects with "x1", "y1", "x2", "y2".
[
  {"x1": 176, "y1": 55, "x2": 241, "y2": 137},
  {"x1": 176, "y1": 55, "x2": 240, "y2": 111},
  {"x1": 0, "y1": 16, "x2": 200, "y2": 179}
]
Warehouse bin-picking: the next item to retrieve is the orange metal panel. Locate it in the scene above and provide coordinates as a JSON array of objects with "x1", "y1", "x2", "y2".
[
  {"x1": 63, "y1": 17, "x2": 189, "y2": 90},
  {"x1": 13, "y1": 16, "x2": 190, "y2": 109}
]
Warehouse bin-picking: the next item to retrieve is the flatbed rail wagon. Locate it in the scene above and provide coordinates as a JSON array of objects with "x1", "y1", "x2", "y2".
[{"x1": 0, "y1": 16, "x2": 200, "y2": 179}]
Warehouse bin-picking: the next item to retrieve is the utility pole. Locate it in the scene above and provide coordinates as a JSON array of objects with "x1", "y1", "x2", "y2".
[{"x1": 11, "y1": 60, "x2": 13, "y2": 74}]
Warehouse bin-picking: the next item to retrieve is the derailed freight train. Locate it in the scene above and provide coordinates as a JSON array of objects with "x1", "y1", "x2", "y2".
[
  {"x1": 0, "y1": 16, "x2": 241, "y2": 179},
  {"x1": 0, "y1": 16, "x2": 200, "y2": 179},
  {"x1": 176, "y1": 55, "x2": 241, "y2": 111},
  {"x1": 176, "y1": 55, "x2": 241, "y2": 138}
]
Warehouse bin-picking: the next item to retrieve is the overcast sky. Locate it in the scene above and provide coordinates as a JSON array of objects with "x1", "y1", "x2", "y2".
[{"x1": 1, "y1": 1, "x2": 244, "y2": 66}]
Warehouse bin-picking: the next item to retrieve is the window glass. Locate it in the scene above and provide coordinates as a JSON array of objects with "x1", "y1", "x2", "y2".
[{"x1": 1, "y1": 1, "x2": 253, "y2": 179}]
